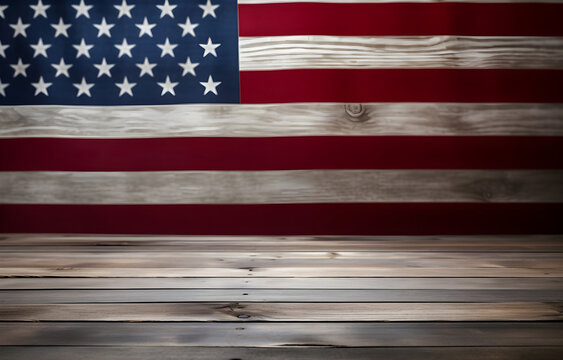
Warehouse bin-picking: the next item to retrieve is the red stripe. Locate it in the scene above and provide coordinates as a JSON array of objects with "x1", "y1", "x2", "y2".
[
  {"x1": 238, "y1": 3, "x2": 563, "y2": 36},
  {"x1": 1, "y1": 203, "x2": 561, "y2": 235},
  {"x1": 1, "y1": 137, "x2": 561, "y2": 171},
  {"x1": 240, "y1": 69, "x2": 563, "y2": 103}
]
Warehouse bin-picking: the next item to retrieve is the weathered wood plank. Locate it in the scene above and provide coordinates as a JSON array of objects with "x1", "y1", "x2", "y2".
[
  {"x1": 3, "y1": 235, "x2": 561, "y2": 252},
  {"x1": 1, "y1": 251, "x2": 561, "y2": 269},
  {"x1": 240, "y1": 36, "x2": 563, "y2": 70},
  {"x1": 2, "y1": 277, "x2": 560, "y2": 290},
  {"x1": 1, "y1": 303, "x2": 561, "y2": 322},
  {"x1": 2, "y1": 347, "x2": 563, "y2": 360},
  {"x1": 2, "y1": 322, "x2": 561, "y2": 346},
  {"x1": 1, "y1": 289, "x2": 562, "y2": 304},
  {"x1": 3, "y1": 347, "x2": 563, "y2": 360},
  {"x1": 4, "y1": 267, "x2": 560, "y2": 277},
  {"x1": 2, "y1": 170, "x2": 561, "y2": 204},
  {"x1": 1, "y1": 103, "x2": 562, "y2": 138}
]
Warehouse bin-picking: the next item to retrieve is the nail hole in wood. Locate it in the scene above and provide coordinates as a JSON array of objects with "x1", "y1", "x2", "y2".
[{"x1": 237, "y1": 314, "x2": 250, "y2": 319}]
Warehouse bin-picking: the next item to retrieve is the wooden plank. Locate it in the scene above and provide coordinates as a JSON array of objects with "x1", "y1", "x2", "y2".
[
  {"x1": 1, "y1": 322, "x2": 561, "y2": 346},
  {"x1": 1, "y1": 251, "x2": 561, "y2": 269},
  {"x1": 1, "y1": 302, "x2": 561, "y2": 322},
  {"x1": 1, "y1": 289, "x2": 562, "y2": 304},
  {"x1": 2, "y1": 170, "x2": 561, "y2": 204},
  {"x1": 1, "y1": 103, "x2": 562, "y2": 138},
  {"x1": 4, "y1": 266, "x2": 561, "y2": 277},
  {"x1": 240, "y1": 36, "x2": 563, "y2": 70},
  {"x1": 3, "y1": 235, "x2": 561, "y2": 252},
  {"x1": 3, "y1": 347, "x2": 563, "y2": 360},
  {"x1": 2, "y1": 277, "x2": 561, "y2": 290},
  {"x1": 3, "y1": 249, "x2": 562, "y2": 261}
]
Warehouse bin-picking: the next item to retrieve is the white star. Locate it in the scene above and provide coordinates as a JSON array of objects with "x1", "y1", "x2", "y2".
[
  {"x1": 0, "y1": 79, "x2": 9, "y2": 97},
  {"x1": 30, "y1": 38, "x2": 51, "y2": 58},
  {"x1": 157, "y1": 38, "x2": 177, "y2": 58},
  {"x1": 115, "y1": 38, "x2": 135, "y2": 58},
  {"x1": 179, "y1": 57, "x2": 199, "y2": 76},
  {"x1": 0, "y1": 5, "x2": 7, "y2": 19},
  {"x1": 52, "y1": 58, "x2": 73, "y2": 78},
  {"x1": 10, "y1": 59, "x2": 30, "y2": 78},
  {"x1": 0, "y1": 41, "x2": 9, "y2": 58},
  {"x1": 51, "y1": 18, "x2": 71, "y2": 38},
  {"x1": 72, "y1": 0, "x2": 93, "y2": 19},
  {"x1": 73, "y1": 38, "x2": 94, "y2": 59},
  {"x1": 10, "y1": 18, "x2": 30, "y2": 38},
  {"x1": 200, "y1": 75, "x2": 221, "y2": 95},
  {"x1": 135, "y1": 17, "x2": 156, "y2": 38},
  {"x1": 94, "y1": 58, "x2": 115, "y2": 78},
  {"x1": 30, "y1": 0, "x2": 50, "y2": 19},
  {"x1": 199, "y1": 0, "x2": 219, "y2": 18},
  {"x1": 31, "y1": 76, "x2": 52, "y2": 96},
  {"x1": 157, "y1": 76, "x2": 178, "y2": 96},
  {"x1": 73, "y1": 77, "x2": 94, "y2": 97},
  {"x1": 114, "y1": 0, "x2": 135, "y2": 19},
  {"x1": 94, "y1": 17, "x2": 114, "y2": 38},
  {"x1": 136, "y1": 57, "x2": 157, "y2": 77},
  {"x1": 157, "y1": 0, "x2": 177, "y2": 18},
  {"x1": 115, "y1": 77, "x2": 136, "y2": 97},
  {"x1": 178, "y1": 17, "x2": 198, "y2": 37},
  {"x1": 199, "y1": 37, "x2": 220, "y2": 57}
]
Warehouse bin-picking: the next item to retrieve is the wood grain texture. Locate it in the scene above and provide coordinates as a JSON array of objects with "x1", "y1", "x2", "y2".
[
  {"x1": 4, "y1": 267, "x2": 561, "y2": 277},
  {"x1": 2, "y1": 235, "x2": 561, "y2": 252},
  {"x1": 240, "y1": 36, "x2": 563, "y2": 70},
  {"x1": 1, "y1": 235, "x2": 562, "y2": 354},
  {"x1": 2, "y1": 303, "x2": 561, "y2": 321},
  {"x1": 2, "y1": 277, "x2": 560, "y2": 290},
  {"x1": 2, "y1": 322, "x2": 562, "y2": 346},
  {"x1": 1, "y1": 103, "x2": 562, "y2": 138},
  {"x1": 2, "y1": 347, "x2": 563, "y2": 360},
  {"x1": 2, "y1": 290, "x2": 562, "y2": 304},
  {"x1": 2, "y1": 251, "x2": 561, "y2": 269},
  {"x1": 2, "y1": 170, "x2": 561, "y2": 204}
]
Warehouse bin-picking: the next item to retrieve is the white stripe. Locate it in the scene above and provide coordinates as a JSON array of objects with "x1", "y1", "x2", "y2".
[
  {"x1": 239, "y1": 36, "x2": 563, "y2": 70},
  {"x1": 1, "y1": 103, "x2": 562, "y2": 138},
  {"x1": 1, "y1": 170, "x2": 561, "y2": 204}
]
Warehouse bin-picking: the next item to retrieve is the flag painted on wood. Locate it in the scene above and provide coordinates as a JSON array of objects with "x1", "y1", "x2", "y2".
[{"x1": 0, "y1": 0, "x2": 562, "y2": 235}]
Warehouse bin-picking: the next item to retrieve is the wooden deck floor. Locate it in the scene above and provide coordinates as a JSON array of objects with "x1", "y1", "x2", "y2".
[{"x1": 1, "y1": 235, "x2": 562, "y2": 359}]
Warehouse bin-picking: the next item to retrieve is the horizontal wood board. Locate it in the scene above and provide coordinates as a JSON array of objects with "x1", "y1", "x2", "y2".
[{"x1": 1, "y1": 235, "x2": 561, "y2": 359}]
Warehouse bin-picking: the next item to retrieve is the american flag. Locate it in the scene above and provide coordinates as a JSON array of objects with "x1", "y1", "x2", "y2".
[{"x1": 0, "y1": 0, "x2": 562, "y2": 235}]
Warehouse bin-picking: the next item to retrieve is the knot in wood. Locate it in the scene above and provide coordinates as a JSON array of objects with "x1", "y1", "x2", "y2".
[{"x1": 345, "y1": 103, "x2": 366, "y2": 122}]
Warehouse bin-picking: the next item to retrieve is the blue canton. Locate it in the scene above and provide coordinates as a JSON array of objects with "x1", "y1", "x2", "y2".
[{"x1": 0, "y1": 0, "x2": 240, "y2": 105}]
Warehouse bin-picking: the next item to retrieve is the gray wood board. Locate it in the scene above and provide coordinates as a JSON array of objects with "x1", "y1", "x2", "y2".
[
  {"x1": 2, "y1": 103, "x2": 563, "y2": 138},
  {"x1": 239, "y1": 36, "x2": 563, "y2": 70},
  {"x1": 2, "y1": 347, "x2": 563, "y2": 360},
  {"x1": 2, "y1": 277, "x2": 560, "y2": 290},
  {"x1": 2, "y1": 289, "x2": 562, "y2": 304},
  {"x1": 2, "y1": 322, "x2": 562, "y2": 347},
  {"x1": 3, "y1": 235, "x2": 561, "y2": 252},
  {"x1": 1, "y1": 302, "x2": 561, "y2": 322},
  {"x1": 4, "y1": 170, "x2": 563, "y2": 204},
  {"x1": 4, "y1": 266, "x2": 562, "y2": 277},
  {"x1": 1, "y1": 251, "x2": 561, "y2": 268},
  {"x1": 3, "y1": 170, "x2": 561, "y2": 204}
]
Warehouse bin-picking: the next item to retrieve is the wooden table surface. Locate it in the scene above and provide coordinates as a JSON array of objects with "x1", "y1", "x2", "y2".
[{"x1": 1, "y1": 234, "x2": 562, "y2": 359}]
